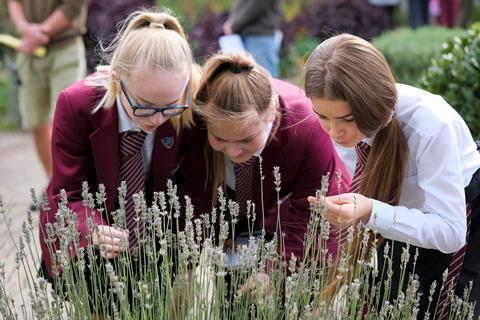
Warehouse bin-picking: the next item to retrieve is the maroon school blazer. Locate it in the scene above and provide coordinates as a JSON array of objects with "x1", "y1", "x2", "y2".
[
  {"x1": 176, "y1": 79, "x2": 351, "y2": 264},
  {"x1": 39, "y1": 79, "x2": 203, "y2": 277}
]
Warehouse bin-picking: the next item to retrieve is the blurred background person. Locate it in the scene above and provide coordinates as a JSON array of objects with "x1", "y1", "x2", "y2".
[
  {"x1": 368, "y1": 0, "x2": 401, "y2": 29},
  {"x1": 408, "y1": 0, "x2": 430, "y2": 29},
  {"x1": 8, "y1": 0, "x2": 87, "y2": 179},
  {"x1": 223, "y1": 0, "x2": 281, "y2": 78},
  {"x1": 437, "y1": 0, "x2": 459, "y2": 28},
  {"x1": 457, "y1": 0, "x2": 473, "y2": 27}
]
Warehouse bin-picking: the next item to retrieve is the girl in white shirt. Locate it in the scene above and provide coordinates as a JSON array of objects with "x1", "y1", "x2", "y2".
[{"x1": 304, "y1": 33, "x2": 480, "y2": 318}]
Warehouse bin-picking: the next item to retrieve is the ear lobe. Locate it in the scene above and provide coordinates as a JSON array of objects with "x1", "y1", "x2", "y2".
[
  {"x1": 266, "y1": 111, "x2": 276, "y2": 123},
  {"x1": 266, "y1": 99, "x2": 278, "y2": 122}
]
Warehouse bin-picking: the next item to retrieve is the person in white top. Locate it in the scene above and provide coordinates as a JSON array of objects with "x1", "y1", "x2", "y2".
[{"x1": 304, "y1": 33, "x2": 480, "y2": 318}]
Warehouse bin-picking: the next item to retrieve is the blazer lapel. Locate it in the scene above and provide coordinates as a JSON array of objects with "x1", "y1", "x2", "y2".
[
  {"x1": 150, "y1": 122, "x2": 182, "y2": 192},
  {"x1": 90, "y1": 107, "x2": 119, "y2": 212}
]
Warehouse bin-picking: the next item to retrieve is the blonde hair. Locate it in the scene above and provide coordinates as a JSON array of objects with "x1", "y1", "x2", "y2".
[
  {"x1": 305, "y1": 33, "x2": 408, "y2": 302},
  {"x1": 89, "y1": 9, "x2": 200, "y2": 131},
  {"x1": 194, "y1": 52, "x2": 276, "y2": 203}
]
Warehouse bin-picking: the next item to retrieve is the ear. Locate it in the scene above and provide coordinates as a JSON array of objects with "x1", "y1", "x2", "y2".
[
  {"x1": 265, "y1": 97, "x2": 278, "y2": 122},
  {"x1": 111, "y1": 70, "x2": 118, "y2": 82}
]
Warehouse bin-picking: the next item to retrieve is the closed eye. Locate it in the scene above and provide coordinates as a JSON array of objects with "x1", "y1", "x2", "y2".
[{"x1": 240, "y1": 137, "x2": 254, "y2": 143}]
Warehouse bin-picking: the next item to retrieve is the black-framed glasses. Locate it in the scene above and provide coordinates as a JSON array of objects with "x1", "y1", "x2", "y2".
[{"x1": 119, "y1": 79, "x2": 189, "y2": 117}]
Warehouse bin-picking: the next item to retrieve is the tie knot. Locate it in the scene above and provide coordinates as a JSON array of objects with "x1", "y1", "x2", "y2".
[
  {"x1": 119, "y1": 131, "x2": 147, "y2": 155},
  {"x1": 355, "y1": 141, "x2": 370, "y2": 166}
]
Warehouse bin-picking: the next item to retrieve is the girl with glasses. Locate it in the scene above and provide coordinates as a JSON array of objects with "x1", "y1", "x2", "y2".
[
  {"x1": 304, "y1": 33, "x2": 480, "y2": 318},
  {"x1": 39, "y1": 8, "x2": 203, "y2": 316},
  {"x1": 176, "y1": 51, "x2": 350, "y2": 294}
]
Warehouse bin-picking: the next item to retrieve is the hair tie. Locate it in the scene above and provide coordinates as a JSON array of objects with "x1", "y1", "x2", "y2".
[
  {"x1": 229, "y1": 64, "x2": 253, "y2": 74},
  {"x1": 149, "y1": 22, "x2": 165, "y2": 29}
]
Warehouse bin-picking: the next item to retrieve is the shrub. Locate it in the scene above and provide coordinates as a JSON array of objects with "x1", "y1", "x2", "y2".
[
  {"x1": 188, "y1": 0, "x2": 393, "y2": 70},
  {"x1": 281, "y1": 0, "x2": 391, "y2": 49},
  {"x1": 373, "y1": 26, "x2": 466, "y2": 85},
  {"x1": 420, "y1": 24, "x2": 480, "y2": 138},
  {"x1": 280, "y1": 36, "x2": 319, "y2": 86},
  {"x1": 84, "y1": 0, "x2": 155, "y2": 71},
  {"x1": 190, "y1": 8, "x2": 228, "y2": 61}
]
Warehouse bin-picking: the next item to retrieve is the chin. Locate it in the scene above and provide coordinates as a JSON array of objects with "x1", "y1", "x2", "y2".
[
  {"x1": 141, "y1": 125, "x2": 156, "y2": 133},
  {"x1": 333, "y1": 138, "x2": 358, "y2": 148}
]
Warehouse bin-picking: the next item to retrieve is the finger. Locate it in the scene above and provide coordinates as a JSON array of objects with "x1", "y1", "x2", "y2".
[
  {"x1": 307, "y1": 196, "x2": 316, "y2": 204},
  {"x1": 98, "y1": 234, "x2": 124, "y2": 246},
  {"x1": 249, "y1": 276, "x2": 269, "y2": 300},
  {"x1": 100, "y1": 249, "x2": 120, "y2": 260},
  {"x1": 325, "y1": 211, "x2": 341, "y2": 228},
  {"x1": 323, "y1": 198, "x2": 343, "y2": 215},
  {"x1": 99, "y1": 244, "x2": 123, "y2": 253},
  {"x1": 106, "y1": 251, "x2": 120, "y2": 259},
  {"x1": 98, "y1": 226, "x2": 128, "y2": 239},
  {"x1": 237, "y1": 282, "x2": 249, "y2": 296},
  {"x1": 326, "y1": 193, "x2": 356, "y2": 205},
  {"x1": 237, "y1": 276, "x2": 256, "y2": 296}
]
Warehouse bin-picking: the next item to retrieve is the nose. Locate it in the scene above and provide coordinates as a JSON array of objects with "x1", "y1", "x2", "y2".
[
  {"x1": 225, "y1": 144, "x2": 243, "y2": 159},
  {"x1": 150, "y1": 112, "x2": 167, "y2": 127},
  {"x1": 326, "y1": 121, "x2": 341, "y2": 139}
]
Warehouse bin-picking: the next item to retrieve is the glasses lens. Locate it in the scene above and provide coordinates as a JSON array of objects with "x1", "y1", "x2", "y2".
[
  {"x1": 134, "y1": 108, "x2": 156, "y2": 117},
  {"x1": 163, "y1": 107, "x2": 186, "y2": 117}
]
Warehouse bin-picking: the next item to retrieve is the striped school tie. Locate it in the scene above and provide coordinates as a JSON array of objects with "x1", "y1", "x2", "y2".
[
  {"x1": 118, "y1": 130, "x2": 147, "y2": 254},
  {"x1": 234, "y1": 156, "x2": 257, "y2": 214},
  {"x1": 350, "y1": 141, "x2": 370, "y2": 193},
  {"x1": 337, "y1": 141, "x2": 371, "y2": 246},
  {"x1": 437, "y1": 203, "x2": 472, "y2": 320}
]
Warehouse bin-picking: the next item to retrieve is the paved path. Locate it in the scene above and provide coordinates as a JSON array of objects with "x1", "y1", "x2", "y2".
[{"x1": 0, "y1": 131, "x2": 48, "y2": 319}]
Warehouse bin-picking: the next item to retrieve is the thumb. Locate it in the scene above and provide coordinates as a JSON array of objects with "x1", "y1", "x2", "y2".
[{"x1": 307, "y1": 196, "x2": 316, "y2": 204}]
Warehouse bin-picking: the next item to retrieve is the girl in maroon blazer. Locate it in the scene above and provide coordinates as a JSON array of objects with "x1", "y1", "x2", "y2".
[
  {"x1": 177, "y1": 52, "x2": 350, "y2": 293},
  {"x1": 39, "y1": 9, "x2": 203, "y2": 311}
]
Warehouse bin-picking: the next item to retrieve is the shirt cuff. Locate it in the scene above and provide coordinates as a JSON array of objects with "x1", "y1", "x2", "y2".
[{"x1": 365, "y1": 199, "x2": 397, "y2": 236}]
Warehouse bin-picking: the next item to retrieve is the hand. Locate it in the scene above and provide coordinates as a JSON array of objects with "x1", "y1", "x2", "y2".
[
  {"x1": 307, "y1": 193, "x2": 373, "y2": 228},
  {"x1": 91, "y1": 225, "x2": 129, "y2": 259},
  {"x1": 237, "y1": 272, "x2": 270, "y2": 300},
  {"x1": 17, "y1": 23, "x2": 49, "y2": 55},
  {"x1": 223, "y1": 20, "x2": 233, "y2": 35}
]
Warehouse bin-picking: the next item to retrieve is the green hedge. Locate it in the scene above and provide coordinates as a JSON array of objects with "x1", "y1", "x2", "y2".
[
  {"x1": 373, "y1": 27, "x2": 466, "y2": 85},
  {"x1": 420, "y1": 23, "x2": 480, "y2": 138},
  {"x1": 280, "y1": 36, "x2": 319, "y2": 87}
]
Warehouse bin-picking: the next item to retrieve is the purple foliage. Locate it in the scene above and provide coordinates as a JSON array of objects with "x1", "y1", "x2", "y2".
[
  {"x1": 281, "y1": 0, "x2": 391, "y2": 47},
  {"x1": 84, "y1": 0, "x2": 154, "y2": 71},
  {"x1": 190, "y1": 8, "x2": 228, "y2": 61},
  {"x1": 188, "y1": 0, "x2": 390, "y2": 59}
]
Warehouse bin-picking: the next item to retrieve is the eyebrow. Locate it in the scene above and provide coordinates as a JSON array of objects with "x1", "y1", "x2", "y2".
[
  {"x1": 313, "y1": 110, "x2": 353, "y2": 119},
  {"x1": 135, "y1": 94, "x2": 181, "y2": 107},
  {"x1": 210, "y1": 130, "x2": 261, "y2": 143}
]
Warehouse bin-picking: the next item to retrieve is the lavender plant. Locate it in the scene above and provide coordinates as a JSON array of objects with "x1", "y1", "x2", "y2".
[{"x1": 0, "y1": 167, "x2": 477, "y2": 319}]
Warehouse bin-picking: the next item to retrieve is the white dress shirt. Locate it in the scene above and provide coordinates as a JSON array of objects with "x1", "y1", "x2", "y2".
[
  {"x1": 335, "y1": 84, "x2": 480, "y2": 253},
  {"x1": 116, "y1": 96, "x2": 155, "y2": 178}
]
